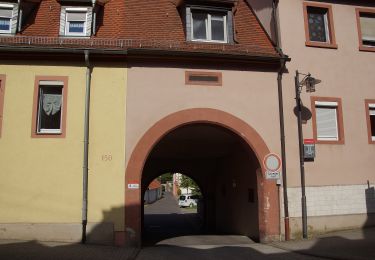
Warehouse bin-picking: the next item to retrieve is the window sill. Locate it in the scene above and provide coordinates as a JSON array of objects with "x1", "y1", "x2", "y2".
[
  {"x1": 189, "y1": 39, "x2": 230, "y2": 45},
  {"x1": 31, "y1": 132, "x2": 65, "y2": 138},
  {"x1": 0, "y1": 33, "x2": 15, "y2": 37},
  {"x1": 359, "y1": 46, "x2": 375, "y2": 52},
  {"x1": 315, "y1": 139, "x2": 344, "y2": 145},
  {"x1": 59, "y1": 35, "x2": 90, "y2": 39},
  {"x1": 305, "y1": 41, "x2": 338, "y2": 49}
]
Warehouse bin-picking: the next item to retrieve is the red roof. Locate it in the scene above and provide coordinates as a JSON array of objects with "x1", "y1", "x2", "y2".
[
  {"x1": 148, "y1": 180, "x2": 162, "y2": 190},
  {"x1": 1, "y1": 0, "x2": 279, "y2": 58}
]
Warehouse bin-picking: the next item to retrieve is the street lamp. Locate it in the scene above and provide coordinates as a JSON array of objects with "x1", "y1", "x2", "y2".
[{"x1": 295, "y1": 70, "x2": 321, "y2": 239}]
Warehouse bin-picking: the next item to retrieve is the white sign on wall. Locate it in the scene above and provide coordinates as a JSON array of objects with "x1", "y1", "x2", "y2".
[
  {"x1": 263, "y1": 153, "x2": 282, "y2": 180},
  {"x1": 128, "y1": 183, "x2": 139, "y2": 189}
]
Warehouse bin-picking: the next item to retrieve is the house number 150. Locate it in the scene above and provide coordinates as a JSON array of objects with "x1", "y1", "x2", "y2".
[{"x1": 102, "y1": 155, "x2": 112, "y2": 161}]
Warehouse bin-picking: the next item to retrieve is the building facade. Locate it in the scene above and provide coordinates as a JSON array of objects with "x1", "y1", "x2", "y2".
[
  {"x1": 277, "y1": 0, "x2": 375, "y2": 237},
  {"x1": 0, "y1": 0, "x2": 374, "y2": 247}
]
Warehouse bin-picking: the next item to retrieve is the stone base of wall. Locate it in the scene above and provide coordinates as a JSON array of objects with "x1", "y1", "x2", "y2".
[
  {"x1": 288, "y1": 213, "x2": 375, "y2": 239},
  {"x1": 0, "y1": 223, "x2": 114, "y2": 245}
]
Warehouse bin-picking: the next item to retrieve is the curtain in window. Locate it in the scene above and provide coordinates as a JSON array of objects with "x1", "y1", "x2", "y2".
[
  {"x1": 316, "y1": 106, "x2": 338, "y2": 140},
  {"x1": 360, "y1": 15, "x2": 375, "y2": 41},
  {"x1": 192, "y1": 12, "x2": 207, "y2": 39},
  {"x1": 42, "y1": 94, "x2": 62, "y2": 116},
  {"x1": 307, "y1": 7, "x2": 328, "y2": 42}
]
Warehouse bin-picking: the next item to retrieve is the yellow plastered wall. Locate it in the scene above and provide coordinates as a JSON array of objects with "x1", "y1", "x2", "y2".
[
  {"x1": 88, "y1": 63, "x2": 127, "y2": 231},
  {"x1": 0, "y1": 62, "x2": 127, "y2": 231}
]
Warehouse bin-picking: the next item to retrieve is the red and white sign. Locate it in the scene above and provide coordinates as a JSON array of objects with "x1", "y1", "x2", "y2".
[
  {"x1": 304, "y1": 139, "x2": 315, "y2": 144},
  {"x1": 263, "y1": 153, "x2": 282, "y2": 172}
]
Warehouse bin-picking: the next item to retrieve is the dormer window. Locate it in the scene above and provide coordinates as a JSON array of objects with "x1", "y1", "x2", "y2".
[
  {"x1": 191, "y1": 10, "x2": 227, "y2": 42},
  {"x1": 186, "y1": 5, "x2": 234, "y2": 44},
  {"x1": 60, "y1": 7, "x2": 92, "y2": 37},
  {"x1": 0, "y1": 3, "x2": 18, "y2": 34}
]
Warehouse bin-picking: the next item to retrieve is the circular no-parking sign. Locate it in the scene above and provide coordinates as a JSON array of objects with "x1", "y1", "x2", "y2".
[{"x1": 263, "y1": 153, "x2": 282, "y2": 172}]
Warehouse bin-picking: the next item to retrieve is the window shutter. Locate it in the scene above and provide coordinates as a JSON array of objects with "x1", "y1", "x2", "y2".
[
  {"x1": 360, "y1": 15, "x2": 375, "y2": 41},
  {"x1": 86, "y1": 7, "x2": 92, "y2": 36},
  {"x1": 10, "y1": 4, "x2": 18, "y2": 34},
  {"x1": 0, "y1": 8, "x2": 12, "y2": 17},
  {"x1": 185, "y1": 7, "x2": 192, "y2": 41},
  {"x1": 66, "y1": 12, "x2": 86, "y2": 22},
  {"x1": 227, "y1": 10, "x2": 234, "y2": 44},
  {"x1": 316, "y1": 106, "x2": 338, "y2": 140},
  {"x1": 59, "y1": 8, "x2": 66, "y2": 36}
]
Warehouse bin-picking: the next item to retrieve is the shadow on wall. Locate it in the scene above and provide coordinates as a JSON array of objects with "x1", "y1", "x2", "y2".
[{"x1": 365, "y1": 183, "x2": 375, "y2": 228}]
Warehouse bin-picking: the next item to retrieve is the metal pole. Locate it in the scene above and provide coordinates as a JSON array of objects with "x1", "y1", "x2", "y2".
[
  {"x1": 278, "y1": 60, "x2": 290, "y2": 241},
  {"x1": 295, "y1": 71, "x2": 308, "y2": 239}
]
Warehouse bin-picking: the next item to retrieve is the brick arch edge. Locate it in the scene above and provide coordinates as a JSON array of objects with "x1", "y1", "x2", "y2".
[{"x1": 120, "y1": 108, "x2": 280, "y2": 247}]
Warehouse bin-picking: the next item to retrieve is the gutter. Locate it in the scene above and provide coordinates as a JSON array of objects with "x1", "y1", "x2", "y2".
[
  {"x1": 0, "y1": 45, "x2": 281, "y2": 64},
  {"x1": 273, "y1": 0, "x2": 291, "y2": 241},
  {"x1": 81, "y1": 50, "x2": 92, "y2": 244}
]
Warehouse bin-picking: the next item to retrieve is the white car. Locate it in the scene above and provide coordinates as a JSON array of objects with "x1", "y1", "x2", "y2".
[{"x1": 178, "y1": 194, "x2": 199, "y2": 207}]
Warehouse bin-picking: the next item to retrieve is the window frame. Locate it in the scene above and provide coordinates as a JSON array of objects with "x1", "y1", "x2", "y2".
[
  {"x1": 31, "y1": 76, "x2": 68, "y2": 138},
  {"x1": 303, "y1": 2, "x2": 337, "y2": 49},
  {"x1": 186, "y1": 5, "x2": 233, "y2": 44},
  {"x1": 365, "y1": 99, "x2": 375, "y2": 144},
  {"x1": 190, "y1": 9, "x2": 228, "y2": 43},
  {"x1": 64, "y1": 7, "x2": 88, "y2": 37},
  {"x1": 355, "y1": 8, "x2": 375, "y2": 52},
  {"x1": 0, "y1": 75, "x2": 5, "y2": 138},
  {"x1": 311, "y1": 96, "x2": 345, "y2": 144},
  {"x1": 0, "y1": 3, "x2": 14, "y2": 34}
]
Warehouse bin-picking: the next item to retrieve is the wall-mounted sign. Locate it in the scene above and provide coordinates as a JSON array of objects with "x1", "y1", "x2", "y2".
[
  {"x1": 304, "y1": 139, "x2": 315, "y2": 159},
  {"x1": 263, "y1": 153, "x2": 281, "y2": 180},
  {"x1": 128, "y1": 183, "x2": 139, "y2": 189},
  {"x1": 265, "y1": 171, "x2": 281, "y2": 180}
]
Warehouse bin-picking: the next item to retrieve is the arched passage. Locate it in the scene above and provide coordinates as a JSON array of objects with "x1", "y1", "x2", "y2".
[{"x1": 124, "y1": 108, "x2": 280, "y2": 246}]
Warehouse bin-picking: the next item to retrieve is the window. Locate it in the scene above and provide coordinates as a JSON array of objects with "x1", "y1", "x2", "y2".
[
  {"x1": 0, "y1": 3, "x2": 18, "y2": 34},
  {"x1": 365, "y1": 100, "x2": 375, "y2": 144},
  {"x1": 356, "y1": 8, "x2": 375, "y2": 51},
  {"x1": 311, "y1": 97, "x2": 344, "y2": 144},
  {"x1": 192, "y1": 10, "x2": 227, "y2": 42},
  {"x1": 60, "y1": 7, "x2": 92, "y2": 37},
  {"x1": 186, "y1": 6, "x2": 233, "y2": 43},
  {"x1": 303, "y1": 2, "x2": 337, "y2": 48},
  {"x1": 0, "y1": 75, "x2": 5, "y2": 138},
  {"x1": 185, "y1": 71, "x2": 222, "y2": 86},
  {"x1": 32, "y1": 77, "x2": 68, "y2": 138}
]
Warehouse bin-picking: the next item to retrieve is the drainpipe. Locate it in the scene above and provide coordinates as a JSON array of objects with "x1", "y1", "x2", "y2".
[
  {"x1": 91, "y1": 0, "x2": 97, "y2": 36},
  {"x1": 82, "y1": 50, "x2": 92, "y2": 244},
  {"x1": 273, "y1": 0, "x2": 291, "y2": 241},
  {"x1": 17, "y1": 0, "x2": 22, "y2": 33}
]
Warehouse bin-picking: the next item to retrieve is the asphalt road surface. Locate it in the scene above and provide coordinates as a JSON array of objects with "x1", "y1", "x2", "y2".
[{"x1": 140, "y1": 192, "x2": 326, "y2": 259}]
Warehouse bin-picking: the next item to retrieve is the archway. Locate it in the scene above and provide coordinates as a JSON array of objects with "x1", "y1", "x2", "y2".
[{"x1": 124, "y1": 108, "x2": 279, "y2": 246}]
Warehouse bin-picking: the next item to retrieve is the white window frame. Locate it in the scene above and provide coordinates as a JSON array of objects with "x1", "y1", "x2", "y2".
[
  {"x1": 370, "y1": 103, "x2": 375, "y2": 141},
  {"x1": 190, "y1": 9, "x2": 228, "y2": 43},
  {"x1": 0, "y1": 4, "x2": 14, "y2": 34},
  {"x1": 315, "y1": 101, "x2": 339, "y2": 141},
  {"x1": 37, "y1": 81, "x2": 64, "y2": 134},
  {"x1": 64, "y1": 7, "x2": 88, "y2": 37}
]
